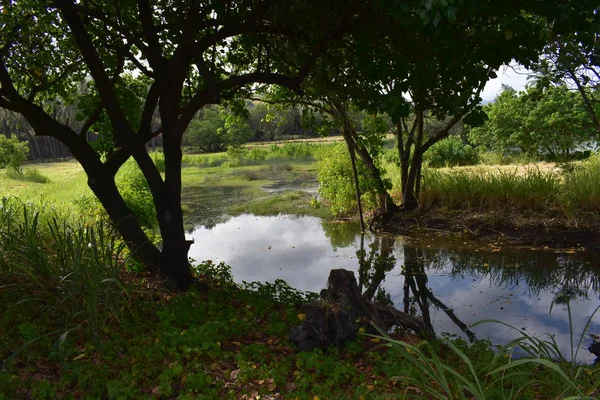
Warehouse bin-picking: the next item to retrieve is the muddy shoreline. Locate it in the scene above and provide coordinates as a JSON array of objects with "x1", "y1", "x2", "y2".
[{"x1": 377, "y1": 211, "x2": 600, "y2": 252}]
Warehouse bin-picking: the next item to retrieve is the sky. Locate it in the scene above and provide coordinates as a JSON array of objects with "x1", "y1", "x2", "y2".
[{"x1": 481, "y1": 64, "x2": 531, "y2": 103}]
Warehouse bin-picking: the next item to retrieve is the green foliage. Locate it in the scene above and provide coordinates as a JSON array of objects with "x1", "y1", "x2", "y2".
[
  {"x1": 79, "y1": 74, "x2": 151, "y2": 156},
  {"x1": 469, "y1": 85, "x2": 597, "y2": 160},
  {"x1": 426, "y1": 136, "x2": 480, "y2": 168},
  {"x1": 0, "y1": 198, "x2": 132, "y2": 362},
  {"x1": 150, "y1": 152, "x2": 165, "y2": 173},
  {"x1": 0, "y1": 135, "x2": 29, "y2": 173},
  {"x1": 115, "y1": 159, "x2": 157, "y2": 229},
  {"x1": 316, "y1": 143, "x2": 377, "y2": 216},
  {"x1": 242, "y1": 280, "x2": 318, "y2": 305},
  {"x1": 185, "y1": 106, "x2": 253, "y2": 153},
  {"x1": 75, "y1": 158, "x2": 157, "y2": 228},
  {"x1": 182, "y1": 141, "x2": 326, "y2": 168}
]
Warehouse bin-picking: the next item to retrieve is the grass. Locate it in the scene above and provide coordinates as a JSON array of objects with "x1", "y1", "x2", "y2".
[
  {"x1": 413, "y1": 155, "x2": 600, "y2": 224},
  {"x1": 0, "y1": 150, "x2": 327, "y2": 228},
  {"x1": 0, "y1": 161, "x2": 88, "y2": 205},
  {"x1": 5, "y1": 167, "x2": 51, "y2": 183}
]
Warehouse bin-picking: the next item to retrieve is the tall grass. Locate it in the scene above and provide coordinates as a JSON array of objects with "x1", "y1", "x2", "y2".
[
  {"x1": 420, "y1": 167, "x2": 561, "y2": 214},
  {"x1": 563, "y1": 156, "x2": 600, "y2": 216},
  {"x1": 374, "y1": 301, "x2": 600, "y2": 399},
  {"x1": 0, "y1": 197, "x2": 132, "y2": 366},
  {"x1": 419, "y1": 156, "x2": 600, "y2": 222},
  {"x1": 5, "y1": 166, "x2": 51, "y2": 183}
]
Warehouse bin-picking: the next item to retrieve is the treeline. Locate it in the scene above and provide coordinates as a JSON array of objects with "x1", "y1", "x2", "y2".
[
  {"x1": 0, "y1": 98, "x2": 337, "y2": 161},
  {"x1": 467, "y1": 83, "x2": 599, "y2": 160}
]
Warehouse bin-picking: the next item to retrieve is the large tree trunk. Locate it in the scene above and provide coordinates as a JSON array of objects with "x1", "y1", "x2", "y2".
[
  {"x1": 62, "y1": 130, "x2": 162, "y2": 270},
  {"x1": 402, "y1": 148, "x2": 423, "y2": 211},
  {"x1": 146, "y1": 117, "x2": 195, "y2": 290}
]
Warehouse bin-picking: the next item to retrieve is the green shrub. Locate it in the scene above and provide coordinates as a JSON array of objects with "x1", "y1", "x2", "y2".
[
  {"x1": 0, "y1": 135, "x2": 29, "y2": 173},
  {"x1": 317, "y1": 143, "x2": 377, "y2": 216},
  {"x1": 75, "y1": 159, "x2": 157, "y2": 228},
  {"x1": 247, "y1": 148, "x2": 269, "y2": 161},
  {"x1": 425, "y1": 136, "x2": 479, "y2": 168},
  {"x1": 115, "y1": 159, "x2": 157, "y2": 228},
  {"x1": 150, "y1": 151, "x2": 165, "y2": 173}
]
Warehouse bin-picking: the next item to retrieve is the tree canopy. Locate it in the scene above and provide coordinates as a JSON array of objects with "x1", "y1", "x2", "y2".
[
  {"x1": 0, "y1": 0, "x2": 598, "y2": 288},
  {"x1": 469, "y1": 84, "x2": 597, "y2": 159}
]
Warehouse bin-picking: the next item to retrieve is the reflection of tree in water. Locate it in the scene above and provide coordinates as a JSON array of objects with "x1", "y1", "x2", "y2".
[
  {"x1": 326, "y1": 227, "x2": 600, "y2": 339},
  {"x1": 321, "y1": 220, "x2": 362, "y2": 249},
  {"x1": 402, "y1": 246, "x2": 477, "y2": 342},
  {"x1": 356, "y1": 234, "x2": 395, "y2": 303},
  {"x1": 429, "y1": 248, "x2": 600, "y2": 300},
  {"x1": 354, "y1": 234, "x2": 475, "y2": 340}
]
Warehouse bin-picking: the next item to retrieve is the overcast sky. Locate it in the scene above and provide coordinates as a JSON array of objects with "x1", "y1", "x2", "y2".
[{"x1": 481, "y1": 64, "x2": 531, "y2": 103}]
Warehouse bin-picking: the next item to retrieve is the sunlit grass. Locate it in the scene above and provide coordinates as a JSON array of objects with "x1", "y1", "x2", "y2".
[
  {"x1": 412, "y1": 155, "x2": 600, "y2": 224},
  {"x1": 0, "y1": 161, "x2": 90, "y2": 206}
]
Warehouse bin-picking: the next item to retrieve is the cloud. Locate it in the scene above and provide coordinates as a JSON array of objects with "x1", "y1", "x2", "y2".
[{"x1": 482, "y1": 64, "x2": 531, "y2": 102}]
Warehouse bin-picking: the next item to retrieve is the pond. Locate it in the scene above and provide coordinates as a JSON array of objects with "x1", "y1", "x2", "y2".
[{"x1": 187, "y1": 213, "x2": 600, "y2": 363}]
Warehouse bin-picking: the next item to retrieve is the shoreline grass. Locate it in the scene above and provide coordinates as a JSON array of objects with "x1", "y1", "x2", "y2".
[{"x1": 412, "y1": 156, "x2": 600, "y2": 226}]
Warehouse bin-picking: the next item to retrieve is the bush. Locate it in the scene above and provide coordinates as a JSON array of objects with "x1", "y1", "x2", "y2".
[
  {"x1": 75, "y1": 159, "x2": 157, "y2": 228},
  {"x1": 115, "y1": 159, "x2": 157, "y2": 228},
  {"x1": 150, "y1": 152, "x2": 165, "y2": 173},
  {"x1": 425, "y1": 136, "x2": 479, "y2": 168},
  {"x1": 0, "y1": 135, "x2": 29, "y2": 173},
  {"x1": 317, "y1": 143, "x2": 377, "y2": 216}
]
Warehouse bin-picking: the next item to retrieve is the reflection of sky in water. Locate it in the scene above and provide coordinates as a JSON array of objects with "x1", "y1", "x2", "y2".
[{"x1": 188, "y1": 214, "x2": 600, "y2": 363}]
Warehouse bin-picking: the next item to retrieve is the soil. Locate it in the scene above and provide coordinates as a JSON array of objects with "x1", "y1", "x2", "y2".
[{"x1": 376, "y1": 210, "x2": 600, "y2": 252}]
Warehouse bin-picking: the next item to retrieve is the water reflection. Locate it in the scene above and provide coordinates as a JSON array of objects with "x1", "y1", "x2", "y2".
[{"x1": 187, "y1": 214, "x2": 600, "y2": 362}]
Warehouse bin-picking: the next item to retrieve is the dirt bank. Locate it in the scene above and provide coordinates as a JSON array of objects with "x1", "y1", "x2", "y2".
[{"x1": 377, "y1": 210, "x2": 600, "y2": 252}]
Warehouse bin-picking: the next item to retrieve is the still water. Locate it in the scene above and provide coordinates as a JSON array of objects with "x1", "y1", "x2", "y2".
[{"x1": 187, "y1": 214, "x2": 600, "y2": 363}]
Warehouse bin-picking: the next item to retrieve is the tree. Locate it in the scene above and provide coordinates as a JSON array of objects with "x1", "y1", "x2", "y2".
[
  {"x1": 363, "y1": 2, "x2": 571, "y2": 211},
  {"x1": 469, "y1": 84, "x2": 596, "y2": 159},
  {"x1": 184, "y1": 105, "x2": 253, "y2": 153},
  {"x1": 1, "y1": 0, "x2": 596, "y2": 289},
  {"x1": 0, "y1": 0, "x2": 368, "y2": 289},
  {"x1": 529, "y1": 16, "x2": 600, "y2": 132}
]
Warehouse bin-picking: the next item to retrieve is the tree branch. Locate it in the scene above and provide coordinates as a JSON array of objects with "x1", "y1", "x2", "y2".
[
  {"x1": 56, "y1": 0, "x2": 135, "y2": 144},
  {"x1": 137, "y1": 0, "x2": 165, "y2": 72}
]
